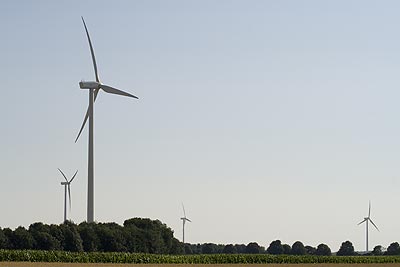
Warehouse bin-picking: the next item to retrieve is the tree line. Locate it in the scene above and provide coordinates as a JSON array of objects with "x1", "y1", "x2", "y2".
[
  {"x1": 1, "y1": 218, "x2": 400, "y2": 256},
  {"x1": 185, "y1": 240, "x2": 400, "y2": 256},
  {"x1": 0, "y1": 218, "x2": 182, "y2": 253}
]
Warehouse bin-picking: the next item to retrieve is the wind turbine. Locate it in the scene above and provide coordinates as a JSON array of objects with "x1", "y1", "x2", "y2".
[
  {"x1": 358, "y1": 201, "x2": 379, "y2": 252},
  {"x1": 76, "y1": 17, "x2": 138, "y2": 223},
  {"x1": 58, "y1": 169, "x2": 78, "y2": 222},
  {"x1": 180, "y1": 203, "x2": 191, "y2": 243}
]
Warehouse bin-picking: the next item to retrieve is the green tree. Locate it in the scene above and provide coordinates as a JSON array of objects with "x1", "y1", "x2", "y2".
[
  {"x1": 372, "y1": 245, "x2": 383, "y2": 256},
  {"x1": 305, "y1": 245, "x2": 316, "y2": 255},
  {"x1": 12, "y1": 226, "x2": 34, "y2": 249},
  {"x1": 123, "y1": 218, "x2": 179, "y2": 254},
  {"x1": 386, "y1": 242, "x2": 400, "y2": 255},
  {"x1": 316, "y1": 243, "x2": 331, "y2": 256},
  {"x1": 60, "y1": 221, "x2": 83, "y2": 252},
  {"x1": 246, "y1": 242, "x2": 261, "y2": 254},
  {"x1": 267, "y1": 240, "x2": 283, "y2": 255},
  {"x1": 337, "y1": 241, "x2": 355, "y2": 256},
  {"x1": 291, "y1": 241, "x2": 306, "y2": 255},
  {"x1": 78, "y1": 222, "x2": 100, "y2": 252},
  {"x1": 0, "y1": 228, "x2": 9, "y2": 249},
  {"x1": 29, "y1": 222, "x2": 60, "y2": 250},
  {"x1": 2, "y1": 228, "x2": 13, "y2": 249},
  {"x1": 202, "y1": 243, "x2": 218, "y2": 254},
  {"x1": 234, "y1": 244, "x2": 246, "y2": 254},
  {"x1": 95, "y1": 223, "x2": 127, "y2": 252},
  {"x1": 282, "y1": 244, "x2": 291, "y2": 254},
  {"x1": 223, "y1": 244, "x2": 237, "y2": 254}
]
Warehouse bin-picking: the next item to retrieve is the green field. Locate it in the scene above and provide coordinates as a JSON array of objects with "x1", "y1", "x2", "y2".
[
  {"x1": 3, "y1": 264, "x2": 400, "y2": 267},
  {"x1": 2, "y1": 250, "x2": 400, "y2": 265}
]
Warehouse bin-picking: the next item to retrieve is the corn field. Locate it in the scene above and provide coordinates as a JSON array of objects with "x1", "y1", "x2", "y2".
[{"x1": 1, "y1": 250, "x2": 400, "y2": 264}]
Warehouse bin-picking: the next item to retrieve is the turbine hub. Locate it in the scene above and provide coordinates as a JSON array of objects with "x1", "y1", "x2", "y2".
[{"x1": 79, "y1": 81, "x2": 100, "y2": 89}]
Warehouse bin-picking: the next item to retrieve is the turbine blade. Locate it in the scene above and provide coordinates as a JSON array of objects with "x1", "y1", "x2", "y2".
[
  {"x1": 70, "y1": 170, "x2": 78, "y2": 183},
  {"x1": 81, "y1": 17, "x2": 99, "y2": 82},
  {"x1": 75, "y1": 89, "x2": 100, "y2": 143},
  {"x1": 100, "y1": 84, "x2": 139, "y2": 99},
  {"x1": 358, "y1": 218, "x2": 367, "y2": 225},
  {"x1": 368, "y1": 201, "x2": 371, "y2": 218},
  {"x1": 182, "y1": 203, "x2": 186, "y2": 218},
  {"x1": 68, "y1": 184, "x2": 71, "y2": 211},
  {"x1": 186, "y1": 218, "x2": 192, "y2": 222},
  {"x1": 58, "y1": 168, "x2": 68, "y2": 182},
  {"x1": 369, "y1": 218, "x2": 380, "y2": 231}
]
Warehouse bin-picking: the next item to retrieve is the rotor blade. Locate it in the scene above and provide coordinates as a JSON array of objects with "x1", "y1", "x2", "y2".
[
  {"x1": 100, "y1": 84, "x2": 139, "y2": 99},
  {"x1": 70, "y1": 170, "x2": 78, "y2": 183},
  {"x1": 58, "y1": 168, "x2": 68, "y2": 182},
  {"x1": 81, "y1": 17, "x2": 99, "y2": 82},
  {"x1": 68, "y1": 184, "x2": 71, "y2": 211},
  {"x1": 186, "y1": 218, "x2": 192, "y2": 223},
  {"x1": 182, "y1": 203, "x2": 186, "y2": 218},
  {"x1": 369, "y1": 218, "x2": 380, "y2": 231},
  {"x1": 357, "y1": 218, "x2": 367, "y2": 225},
  {"x1": 75, "y1": 89, "x2": 100, "y2": 143},
  {"x1": 368, "y1": 201, "x2": 371, "y2": 218}
]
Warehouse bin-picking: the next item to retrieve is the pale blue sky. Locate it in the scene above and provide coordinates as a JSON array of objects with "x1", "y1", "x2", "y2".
[{"x1": 1, "y1": 0, "x2": 400, "y2": 252}]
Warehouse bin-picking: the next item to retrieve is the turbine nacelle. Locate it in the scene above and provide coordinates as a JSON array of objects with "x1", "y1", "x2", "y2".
[
  {"x1": 61, "y1": 181, "x2": 68, "y2": 185},
  {"x1": 80, "y1": 81, "x2": 100, "y2": 89}
]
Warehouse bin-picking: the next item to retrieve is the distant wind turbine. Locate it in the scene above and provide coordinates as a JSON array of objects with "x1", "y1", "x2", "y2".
[
  {"x1": 76, "y1": 17, "x2": 138, "y2": 223},
  {"x1": 181, "y1": 203, "x2": 191, "y2": 244},
  {"x1": 58, "y1": 169, "x2": 78, "y2": 222},
  {"x1": 358, "y1": 201, "x2": 379, "y2": 252}
]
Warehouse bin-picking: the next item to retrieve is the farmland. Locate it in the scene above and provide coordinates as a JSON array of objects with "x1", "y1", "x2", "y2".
[
  {"x1": 3, "y1": 263, "x2": 400, "y2": 267},
  {"x1": 3, "y1": 264, "x2": 400, "y2": 267},
  {"x1": 2, "y1": 250, "x2": 400, "y2": 265}
]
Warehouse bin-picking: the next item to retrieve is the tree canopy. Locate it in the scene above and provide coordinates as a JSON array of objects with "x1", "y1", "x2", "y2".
[{"x1": 337, "y1": 241, "x2": 356, "y2": 256}]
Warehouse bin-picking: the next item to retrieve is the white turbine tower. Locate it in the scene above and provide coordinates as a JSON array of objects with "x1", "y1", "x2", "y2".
[
  {"x1": 58, "y1": 169, "x2": 78, "y2": 222},
  {"x1": 358, "y1": 201, "x2": 379, "y2": 252},
  {"x1": 180, "y1": 203, "x2": 191, "y2": 244},
  {"x1": 76, "y1": 17, "x2": 138, "y2": 223}
]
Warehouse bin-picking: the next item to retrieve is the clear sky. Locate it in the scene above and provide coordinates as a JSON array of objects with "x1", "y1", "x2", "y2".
[{"x1": 1, "y1": 0, "x2": 400, "y2": 252}]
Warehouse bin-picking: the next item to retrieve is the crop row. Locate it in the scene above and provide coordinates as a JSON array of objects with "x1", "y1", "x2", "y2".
[{"x1": 1, "y1": 250, "x2": 400, "y2": 264}]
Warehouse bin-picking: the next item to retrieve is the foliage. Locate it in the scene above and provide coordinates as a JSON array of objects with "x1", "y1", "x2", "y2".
[
  {"x1": 267, "y1": 240, "x2": 283, "y2": 255},
  {"x1": 291, "y1": 241, "x2": 306, "y2": 255},
  {"x1": 386, "y1": 242, "x2": 400, "y2": 255},
  {"x1": 245, "y1": 242, "x2": 263, "y2": 254},
  {"x1": 282, "y1": 244, "x2": 291, "y2": 255},
  {"x1": 1, "y1": 218, "x2": 181, "y2": 254},
  {"x1": 372, "y1": 245, "x2": 384, "y2": 256},
  {"x1": 222, "y1": 244, "x2": 237, "y2": 254},
  {"x1": 316, "y1": 243, "x2": 331, "y2": 256},
  {"x1": 305, "y1": 245, "x2": 316, "y2": 255},
  {"x1": 337, "y1": 240, "x2": 356, "y2": 256}
]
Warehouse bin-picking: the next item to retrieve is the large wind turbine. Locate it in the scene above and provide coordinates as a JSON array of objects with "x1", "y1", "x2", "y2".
[
  {"x1": 358, "y1": 201, "x2": 379, "y2": 252},
  {"x1": 180, "y1": 204, "x2": 191, "y2": 244},
  {"x1": 76, "y1": 17, "x2": 138, "y2": 223},
  {"x1": 58, "y1": 169, "x2": 78, "y2": 222}
]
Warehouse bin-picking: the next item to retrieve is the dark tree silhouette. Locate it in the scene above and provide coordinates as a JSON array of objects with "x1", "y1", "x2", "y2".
[
  {"x1": 291, "y1": 241, "x2": 306, "y2": 255},
  {"x1": 372, "y1": 245, "x2": 383, "y2": 256},
  {"x1": 386, "y1": 242, "x2": 400, "y2": 255},
  {"x1": 316, "y1": 243, "x2": 331, "y2": 256},
  {"x1": 267, "y1": 240, "x2": 283, "y2": 255},
  {"x1": 222, "y1": 244, "x2": 237, "y2": 254},
  {"x1": 337, "y1": 241, "x2": 356, "y2": 256}
]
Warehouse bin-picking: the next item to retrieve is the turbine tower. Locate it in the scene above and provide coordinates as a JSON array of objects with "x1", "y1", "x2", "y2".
[
  {"x1": 76, "y1": 17, "x2": 138, "y2": 223},
  {"x1": 358, "y1": 201, "x2": 379, "y2": 252},
  {"x1": 58, "y1": 169, "x2": 78, "y2": 222},
  {"x1": 180, "y1": 203, "x2": 191, "y2": 244}
]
